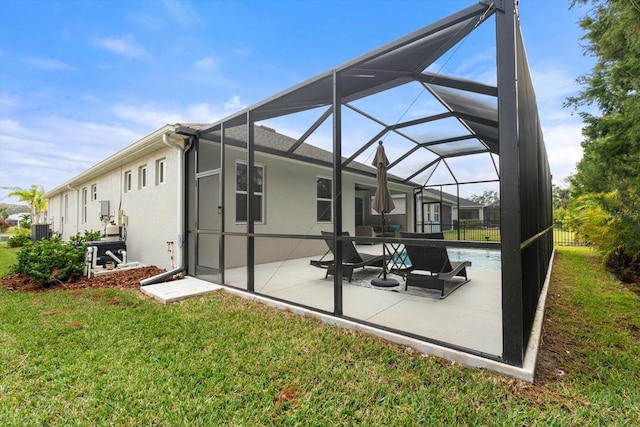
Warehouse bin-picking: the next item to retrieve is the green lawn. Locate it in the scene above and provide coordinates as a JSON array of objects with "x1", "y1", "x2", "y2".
[
  {"x1": 0, "y1": 246, "x2": 638, "y2": 425},
  {"x1": 0, "y1": 241, "x2": 18, "y2": 277}
]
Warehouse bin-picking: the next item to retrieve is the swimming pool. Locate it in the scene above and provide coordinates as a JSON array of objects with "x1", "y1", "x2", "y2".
[
  {"x1": 447, "y1": 247, "x2": 502, "y2": 271},
  {"x1": 391, "y1": 247, "x2": 502, "y2": 271}
]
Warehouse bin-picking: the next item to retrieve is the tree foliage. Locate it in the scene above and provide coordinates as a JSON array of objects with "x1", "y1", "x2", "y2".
[
  {"x1": 5, "y1": 185, "x2": 48, "y2": 224},
  {"x1": 468, "y1": 190, "x2": 499, "y2": 206},
  {"x1": 566, "y1": 0, "x2": 640, "y2": 281}
]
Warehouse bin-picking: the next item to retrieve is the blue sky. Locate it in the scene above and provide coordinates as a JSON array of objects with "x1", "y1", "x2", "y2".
[{"x1": 0, "y1": 0, "x2": 594, "y2": 205}]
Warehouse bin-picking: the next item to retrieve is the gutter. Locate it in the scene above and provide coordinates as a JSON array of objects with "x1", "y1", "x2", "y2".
[{"x1": 163, "y1": 131, "x2": 191, "y2": 269}]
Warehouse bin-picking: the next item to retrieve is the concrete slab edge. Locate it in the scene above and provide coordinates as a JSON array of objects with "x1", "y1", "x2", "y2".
[
  {"x1": 220, "y1": 278, "x2": 549, "y2": 383},
  {"x1": 520, "y1": 248, "x2": 556, "y2": 383}
]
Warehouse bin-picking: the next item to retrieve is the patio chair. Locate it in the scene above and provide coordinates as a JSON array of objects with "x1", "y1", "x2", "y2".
[
  {"x1": 400, "y1": 232, "x2": 472, "y2": 298},
  {"x1": 310, "y1": 231, "x2": 384, "y2": 282}
]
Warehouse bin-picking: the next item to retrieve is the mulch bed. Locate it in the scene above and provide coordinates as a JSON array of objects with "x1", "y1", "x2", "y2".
[{"x1": 0, "y1": 266, "x2": 166, "y2": 293}]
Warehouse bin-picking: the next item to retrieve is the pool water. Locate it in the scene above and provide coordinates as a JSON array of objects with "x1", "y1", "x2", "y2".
[
  {"x1": 446, "y1": 247, "x2": 501, "y2": 271},
  {"x1": 393, "y1": 247, "x2": 502, "y2": 271}
]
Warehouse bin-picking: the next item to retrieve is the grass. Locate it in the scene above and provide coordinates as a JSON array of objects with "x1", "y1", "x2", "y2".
[
  {"x1": 1, "y1": 246, "x2": 638, "y2": 425},
  {"x1": 0, "y1": 241, "x2": 18, "y2": 277},
  {"x1": 443, "y1": 227, "x2": 501, "y2": 242}
]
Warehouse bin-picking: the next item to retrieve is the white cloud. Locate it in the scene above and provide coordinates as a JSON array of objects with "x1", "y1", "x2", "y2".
[
  {"x1": 0, "y1": 116, "x2": 141, "y2": 201},
  {"x1": 113, "y1": 104, "x2": 184, "y2": 127},
  {"x1": 96, "y1": 35, "x2": 146, "y2": 58},
  {"x1": 223, "y1": 96, "x2": 245, "y2": 111},
  {"x1": 531, "y1": 66, "x2": 580, "y2": 104},
  {"x1": 162, "y1": 0, "x2": 202, "y2": 27},
  {"x1": 543, "y1": 122, "x2": 584, "y2": 184},
  {"x1": 194, "y1": 56, "x2": 216, "y2": 70},
  {"x1": 22, "y1": 56, "x2": 77, "y2": 71},
  {"x1": 113, "y1": 97, "x2": 247, "y2": 127}
]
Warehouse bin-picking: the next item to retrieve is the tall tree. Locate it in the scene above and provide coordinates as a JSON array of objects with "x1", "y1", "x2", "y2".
[
  {"x1": 567, "y1": 0, "x2": 640, "y2": 195},
  {"x1": 7, "y1": 185, "x2": 48, "y2": 224},
  {"x1": 567, "y1": 0, "x2": 640, "y2": 280}
]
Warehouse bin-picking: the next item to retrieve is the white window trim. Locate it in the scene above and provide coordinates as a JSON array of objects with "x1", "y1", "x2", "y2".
[
  {"x1": 124, "y1": 171, "x2": 132, "y2": 193},
  {"x1": 139, "y1": 165, "x2": 147, "y2": 189},
  {"x1": 235, "y1": 161, "x2": 265, "y2": 224},
  {"x1": 156, "y1": 158, "x2": 166, "y2": 185},
  {"x1": 82, "y1": 187, "x2": 88, "y2": 223}
]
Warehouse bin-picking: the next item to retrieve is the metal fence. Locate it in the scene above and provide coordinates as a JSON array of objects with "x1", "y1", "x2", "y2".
[
  {"x1": 553, "y1": 219, "x2": 585, "y2": 246},
  {"x1": 417, "y1": 220, "x2": 584, "y2": 246}
]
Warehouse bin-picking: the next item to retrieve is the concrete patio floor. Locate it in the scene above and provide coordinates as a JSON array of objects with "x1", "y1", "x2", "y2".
[
  {"x1": 223, "y1": 243, "x2": 503, "y2": 357},
  {"x1": 141, "y1": 243, "x2": 551, "y2": 381}
]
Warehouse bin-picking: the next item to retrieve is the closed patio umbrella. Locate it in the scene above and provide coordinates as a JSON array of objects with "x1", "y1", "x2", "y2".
[{"x1": 371, "y1": 141, "x2": 398, "y2": 287}]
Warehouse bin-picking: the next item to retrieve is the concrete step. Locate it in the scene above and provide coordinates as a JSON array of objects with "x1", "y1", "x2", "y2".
[{"x1": 141, "y1": 276, "x2": 222, "y2": 304}]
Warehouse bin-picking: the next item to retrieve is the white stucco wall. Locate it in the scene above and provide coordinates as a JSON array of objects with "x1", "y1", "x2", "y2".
[
  {"x1": 221, "y1": 147, "x2": 413, "y2": 268},
  {"x1": 47, "y1": 145, "x2": 180, "y2": 270}
]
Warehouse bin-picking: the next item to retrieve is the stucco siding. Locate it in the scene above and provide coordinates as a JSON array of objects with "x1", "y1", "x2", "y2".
[
  {"x1": 221, "y1": 148, "x2": 412, "y2": 268},
  {"x1": 47, "y1": 144, "x2": 180, "y2": 270}
]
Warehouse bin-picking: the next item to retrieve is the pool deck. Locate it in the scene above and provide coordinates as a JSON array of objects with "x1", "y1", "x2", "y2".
[{"x1": 141, "y1": 244, "x2": 552, "y2": 382}]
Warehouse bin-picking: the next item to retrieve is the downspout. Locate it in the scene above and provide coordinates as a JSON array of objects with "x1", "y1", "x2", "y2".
[{"x1": 163, "y1": 131, "x2": 190, "y2": 271}]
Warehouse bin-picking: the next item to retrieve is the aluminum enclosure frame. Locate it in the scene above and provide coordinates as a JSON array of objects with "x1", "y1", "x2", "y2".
[{"x1": 193, "y1": 0, "x2": 552, "y2": 368}]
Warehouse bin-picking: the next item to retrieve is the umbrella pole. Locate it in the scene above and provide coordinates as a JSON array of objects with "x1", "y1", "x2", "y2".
[
  {"x1": 371, "y1": 212, "x2": 399, "y2": 288},
  {"x1": 382, "y1": 213, "x2": 387, "y2": 280}
]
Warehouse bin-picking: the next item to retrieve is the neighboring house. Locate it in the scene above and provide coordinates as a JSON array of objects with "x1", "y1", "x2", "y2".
[
  {"x1": 5, "y1": 213, "x2": 26, "y2": 227},
  {"x1": 45, "y1": 124, "x2": 415, "y2": 271},
  {"x1": 415, "y1": 189, "x2": 485, "y2": 231}
]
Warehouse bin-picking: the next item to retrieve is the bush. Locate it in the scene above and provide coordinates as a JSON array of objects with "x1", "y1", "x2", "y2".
[
  {"x1": 69, "y1": 230, "x2": 103, "y2": 247},
  {"x1": 7, "y1": 228, "x2": 31, "y2": 248},
  {"x1": 604, "y1": 246, "x2": 640, "y2": 284},
  {"x1": 13, "y1": 237, "x2": 85, "y2": 284}
]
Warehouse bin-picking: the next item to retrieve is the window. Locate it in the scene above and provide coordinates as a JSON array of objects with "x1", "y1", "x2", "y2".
[
  {"x1": 156, "y1": 158, "x2": 166, "y2": 185},
  {"x1": 64, "y1": 194, "x2": 68, "y2": 224},
  {"x1": 235, "y1": 162, "x2": 264, "y2": 223},
  {"x1": 82, "y1": 187, "x2": 88, "y2": 223},
  {"x1": 138, "y1": 165, "x2": 147, "y2": 189},
  {"x1": 424, "y1": 203, "x2": 440, "y2": 222},
  {"x1": 124, "y1": 171, "x2": 132, "y2": 192},
  {"x1": 91, "y1": 184, "x2": 97, "y2": 200},
  {"x1": 316, "y1": 177, "x2": 332, "y2": 222}
]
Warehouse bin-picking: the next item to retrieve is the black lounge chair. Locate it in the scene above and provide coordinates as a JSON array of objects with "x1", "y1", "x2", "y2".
[
  {"x1": 400, "y1": 232, "x2": 472, "y2": 298},
  {"x1": 310, "y1": 231, "x2": 384, "y2": 282}
]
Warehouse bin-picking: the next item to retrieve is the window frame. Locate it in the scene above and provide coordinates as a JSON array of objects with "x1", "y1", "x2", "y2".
[
  {"x1": 138, "y1": 165, "x2": 147, "y2": 189},
  {"x1": 156, "y1": 158, "x2": 166, "y2": 185},
  {"x1": 235, "y1": 161, "x2": 264, "y2": 224},
  {"x1": 82, "y1": 187, "x2": 88, "y2": 223},
  {"x1": 124, "y1": 170, "x2": 132, "y2": 193},
  {"x1": 64, "y1": 194, "x2": 69, "y2": 224},
  {"x1": 316, "y1": 176, "x2": 332, "y2": 223}
]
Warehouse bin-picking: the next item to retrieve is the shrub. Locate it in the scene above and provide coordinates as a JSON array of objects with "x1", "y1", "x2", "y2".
[
  {"x1": 69, "y1": 230, "x2": 103, "y2": 247},
  {"x1": 13, "y1": 237, "x2": 85, "y2": 284},
  {"x1": 7, "y1": 228, "x2": 31, "y2": 248},
  {"x1": 604, "y1": 246, "x2": 640, "y2": 284}
]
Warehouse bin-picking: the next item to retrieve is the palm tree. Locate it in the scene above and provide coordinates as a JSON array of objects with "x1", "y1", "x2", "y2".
[{"x1": 6, "y1": 184, "x2": 48, "y2": 224}]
